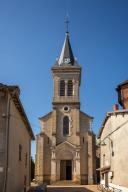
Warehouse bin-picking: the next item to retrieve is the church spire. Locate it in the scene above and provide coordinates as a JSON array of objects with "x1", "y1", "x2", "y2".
[
  {"x1": 58, "y1": 32, "x2": 75, "y2": 66},
  {"x1": 58, "y1": 17, "x2": 75, "y2": 66}
]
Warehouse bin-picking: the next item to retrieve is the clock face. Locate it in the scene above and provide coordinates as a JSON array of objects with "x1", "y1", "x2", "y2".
[{"x1": 64, "y1": 58, "x2": 70, "y2": 64}]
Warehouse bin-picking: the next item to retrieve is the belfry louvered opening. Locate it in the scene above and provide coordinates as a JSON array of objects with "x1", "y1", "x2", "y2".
[
  {"x1": 67, "y1": 80, "x2": 73, "y2": 96},
  {"x1": 60, "y1": 80, "x2": 65, "y2": 96}
]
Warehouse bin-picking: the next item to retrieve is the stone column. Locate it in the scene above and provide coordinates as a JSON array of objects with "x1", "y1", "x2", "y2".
[
  {"x1": 53, "y1": 75, "x2": 59, "y2": 100},
  {"x1": 73, "y1": 79, "x2": 75, "y2": 96},
  {"x1": 52, "y1": 110, "x2": 57, "y2": 136},
  {"x1": 73, "y1": 150, "x2": 80, "y2": 183},
  {"x1": 75, "y1": 80, "x2": 79, "y2": 100},
  {"x1": 56, "y1": 160, "x2": 60, "y2": 181},
  {"x1": 35, "y1": 134, "x2": 44, "y2": 182},
  {"x1": 76, "y1": 109, "x2": 80, "y2": 135},
  {"x1": 88, "y1": 132, "x2": 93, "y2": 184},
  {"x1": 51, "y1": 148, "x2": 56, "y2": 183},
  {"x1": 52, "y1": 110, "x2": 57, "y2": 150}
]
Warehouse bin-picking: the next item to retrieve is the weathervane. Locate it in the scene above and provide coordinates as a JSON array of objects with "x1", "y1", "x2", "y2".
[{"x1": 65, "y1": 14, "x2": 69, "y2": 33}]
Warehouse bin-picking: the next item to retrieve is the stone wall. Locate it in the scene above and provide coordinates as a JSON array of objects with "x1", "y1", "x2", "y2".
[
  {"x1": 0, "y1": 90, "x2": 32, "y2": 192},
  {"x1": 0, "y1": 91, "x2": 7, "y2": 191},
  {"x1": 100, "y1": 112, "x2": 128, "y2": 188},
  {"x1": 35, "y1": 107, "x2": 96, "y2": 185}
]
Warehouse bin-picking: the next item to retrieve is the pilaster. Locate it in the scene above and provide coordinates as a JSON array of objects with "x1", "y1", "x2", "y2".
[
  {"x1": 88, "y1": 132, "x2": 94, "y2": 184},
  {"x1": 51, "y1": 147, "x2": 56, "y2": 183},
  {"x1": 73, "y1": 149, "x2": 81, "y2": 183}
]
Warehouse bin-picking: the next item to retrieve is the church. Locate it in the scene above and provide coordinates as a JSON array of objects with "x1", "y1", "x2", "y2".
[{"x1": 35, "y1": 30, "x2": 96, "y2": 185}]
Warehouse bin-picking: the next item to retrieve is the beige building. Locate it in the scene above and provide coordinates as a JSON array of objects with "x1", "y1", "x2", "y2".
[
  {"x1": 98, "y1": 80, "x2": 128, "y2": 192},
  {"x1": 0, "y1": 83, "x2": 34, "y2": 192},
  {"x1": 35, "y1": 32, "x2": 96, "y2": 185}
]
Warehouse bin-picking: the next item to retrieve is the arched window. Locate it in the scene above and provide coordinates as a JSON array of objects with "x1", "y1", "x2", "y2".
[
  {"x1": 60, "y1": 80, "x2": 65, "y2": 96},
  {"x1": 67, "y1": 80, "x2": 73, "y2": 96},
  {"x1": 63, "y1": 116, "x2": 69, "y2": 135}
]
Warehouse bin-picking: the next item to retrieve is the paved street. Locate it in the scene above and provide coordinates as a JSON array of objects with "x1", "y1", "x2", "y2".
[
  {"x1": 29, "y1": 186, "x2": 99, "y2": 192},
  {"x1": 29, "y1": 182, "x2": 99, "y2": 192},
  {"x1": 47, "y1": 185, "x2": 99, "y2": 192},
  {"x1": 47, "y1": 187, "x2": 90, "y2": 192}
]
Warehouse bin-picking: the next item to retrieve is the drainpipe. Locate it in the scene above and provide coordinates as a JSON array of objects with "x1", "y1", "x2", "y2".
[{"x1": 3, "y1": 91, "x2": 11, "y2": 192}]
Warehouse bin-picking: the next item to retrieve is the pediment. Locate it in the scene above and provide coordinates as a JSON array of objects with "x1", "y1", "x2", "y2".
[
  {"x1": 55, "y1": 141, "x2": 76, "y2": 160},
  {"x1": 56, "y1": 141, "x2": 76, "y2": 150}
]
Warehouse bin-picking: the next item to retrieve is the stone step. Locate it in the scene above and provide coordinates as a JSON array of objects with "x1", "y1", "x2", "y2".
[{"x1": 50, "y1": 180, "x2": 80, "y2": 186}]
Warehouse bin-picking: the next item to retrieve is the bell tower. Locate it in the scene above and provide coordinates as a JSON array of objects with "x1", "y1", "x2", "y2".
[
  {"x1": 52, "y1": 32, "x2": 81, "y2": 109},
  {"x1": 51, "y1": 31, "x2": 81, "y2": 147}
]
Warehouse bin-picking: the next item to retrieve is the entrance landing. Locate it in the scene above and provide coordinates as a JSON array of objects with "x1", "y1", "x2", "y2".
[
  {"x1": 47, "y1": 185, "x2": 99, "y2": 192},
  {"x1": 50, "y1": 180, "x2": 80, "y2": 186}
]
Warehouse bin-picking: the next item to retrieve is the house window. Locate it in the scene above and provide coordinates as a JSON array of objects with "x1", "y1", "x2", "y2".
[
  {"x1": 63, "y1": 116, "x2": 69, "y2": 135},
  {"x1": 67, "y1": 80, "x2": 73, "y2": 96},
  {"x1": 103, "y1": 154, "x2": 105, "y2": 166},
  {"x1": 19, "y1": 144, "x2": 22, "y2": 161},
  {"x1": 25, "y1": 152, "x2": 27, "y2": 167},
  {"x1": 60, "y1": 80, "x2": 65, "y2": 96},
  {"x1": 48, "y1": 137, "x2": 49, "y2": 144}
]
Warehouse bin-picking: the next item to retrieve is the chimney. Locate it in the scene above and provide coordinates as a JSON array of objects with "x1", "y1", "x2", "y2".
[{"x1": 113, "y1": 104, "x2": 119, "y2": 111}]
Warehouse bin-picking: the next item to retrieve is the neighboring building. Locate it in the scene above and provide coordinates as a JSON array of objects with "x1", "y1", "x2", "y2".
[
  {"x1": 116, "y1": 80, "x2": 128, "y2": 109},
  {"x1": 0, "y1": 83, "x2": 34, "y2": 192},
  {"x1": 95, "y1": 142, "x2": 100, "y2": 183},
  {"x1": 35, "y1": 31, "x2": 96, "y2": 185},
  {"x1": 98, "y1": 80, "x2": 128, "y2": 192}
]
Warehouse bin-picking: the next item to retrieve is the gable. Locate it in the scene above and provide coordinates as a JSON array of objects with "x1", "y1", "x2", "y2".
[
  {"x1": 80, "y1": 111, "x2": 93, "y2": 120},
  {"x1": 56, "y1": 141, "x2": 76, "y2": 150},
  {"x1": 39, "y1": 111, "x2": 53, "y2": 121},
  {"x1": 55, "y1": 141, "x2": 76, "y2": 160}
]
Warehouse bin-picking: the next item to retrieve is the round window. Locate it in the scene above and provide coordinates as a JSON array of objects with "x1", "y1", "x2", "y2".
[{"x1": 63, "y1": 106, "x2": 70, "y2": 112}]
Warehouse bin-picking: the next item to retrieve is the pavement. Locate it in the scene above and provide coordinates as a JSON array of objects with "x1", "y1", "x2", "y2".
[
  {"x1": 29, "y1": 183, "x2": 99, "y2": 192},
  {"x1": 47, "y1": 185, "x2": 99, "y2": 192}
]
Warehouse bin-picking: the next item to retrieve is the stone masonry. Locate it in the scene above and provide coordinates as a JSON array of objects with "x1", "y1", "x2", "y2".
[{"x1": 35, "y1": 32, "x2": 96, "y2": 185}]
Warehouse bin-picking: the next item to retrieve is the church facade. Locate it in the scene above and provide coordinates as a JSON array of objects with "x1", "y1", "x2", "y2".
[{"x1": 35, "y1": 32, "x2": 96, "y2": 185}]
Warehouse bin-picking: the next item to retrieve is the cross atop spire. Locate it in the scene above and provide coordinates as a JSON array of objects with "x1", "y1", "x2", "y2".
[{"x1": 65, "y1": 14, "x2": 69, "y2": 33}]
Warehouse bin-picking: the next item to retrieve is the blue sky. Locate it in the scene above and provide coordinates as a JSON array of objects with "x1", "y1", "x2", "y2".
[{"x1": 0, "y1": 0, "x2": 128, "y2": 159}]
